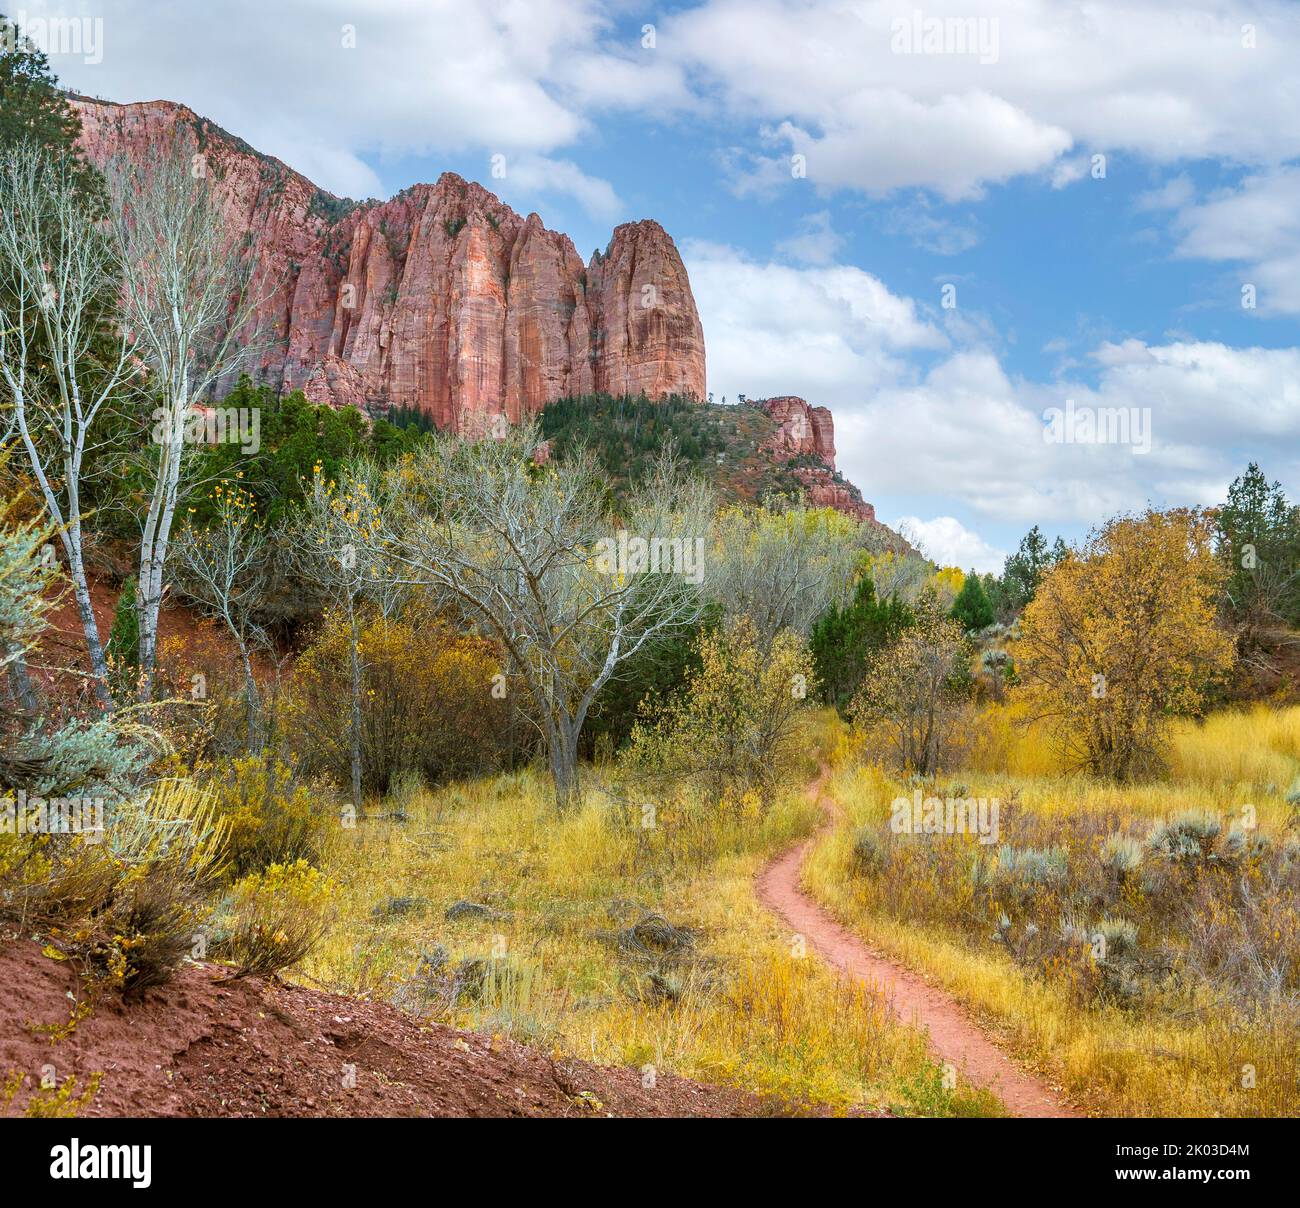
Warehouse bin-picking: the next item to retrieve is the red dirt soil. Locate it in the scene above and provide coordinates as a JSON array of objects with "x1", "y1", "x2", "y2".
[
  {"x1": 30, "y1": 570, "x2": 277, "y2": 710},
  {"x1": 756, "y1": 771, "x2": 1080, "y2": 1119},
  {"x1": 0, "y1": 936, "x2": 780, "y2": 1118}
]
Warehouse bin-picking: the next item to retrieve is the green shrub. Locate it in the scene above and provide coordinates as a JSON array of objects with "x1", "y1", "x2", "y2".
[
  {"x1": 11, "y1": 781, "x2": 230, "y2": 997},
  {"x1": 990, "y1": 844, "x2": 1068, "y2": 887},
  {"x1": 95, "y1": 781, "x2": 229, "y2": 995},
  {"x1": 850, "y1": 828, "x2": 888, "y2": 876},
  {"x1": 1093, "y1": 915, "x2": 1139, "y2": 960},
  {"x1": 1221, "y1": 824, "x2": 1270, "y2": 863},
  {"x1": 0, "y1": 506, "x2": 214, "y2": 997},
  {"x1": 1, "y1": 831, "x2": 116, "y2": 926},
  {"x1": 288, "y1": 607, "x2": 508, "y2": 794},
  {"x1": 2, "y1": 1071, "x2": 103, "y2": 1118},
  {"x1": 628, "y1": 618, "x2": 815, "y2": 811},
  {"x1": 105, "y1": 576, "x2": 140, "y2": 700},
  {"x1": 1147, "y1": 811, "x2": 1222, "y2": 863},
  {"x1": 202, "y1": 756, "x2": 330, "y2": 877},
  {"x1": 214, "y1": 859, "x2": 336, "y2": 978},
  {"x1": 1099, "y1": 832, "x2": 1144, "y2": 876},
  {"x1": 1058, "y1": 915, "x2": 1145, "y2": 1005}
]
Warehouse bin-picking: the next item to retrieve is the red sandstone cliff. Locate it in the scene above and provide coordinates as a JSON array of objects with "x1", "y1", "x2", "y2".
[
  {"x1": 755, "y1": 396, "x2": 878, "y2": 525},
  {"x1": 68, "y1": 99, "x2": 894, "y2": 532},
  {"x1": 71, "y1": 98, "x2": 705, "y2": 430},
  {"x1": 759, "y1": 395, "x2": 837, "y2": 464}
]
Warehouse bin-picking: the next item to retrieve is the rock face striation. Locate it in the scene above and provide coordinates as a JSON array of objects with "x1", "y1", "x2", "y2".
[
  {"x1": 759, "y1": 395, "x2": 837, "y2": 464},
  {"x1": 72, "y1": 98, "x2": 706, "y2": 431},
  {"x1": 71, "y1": 98, "x2": 893, "y2": 529}
]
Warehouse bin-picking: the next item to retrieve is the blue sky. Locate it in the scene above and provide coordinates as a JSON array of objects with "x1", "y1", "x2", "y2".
[{"x1": 34, "y1": 0, "x2": 1300, "y2": 571}]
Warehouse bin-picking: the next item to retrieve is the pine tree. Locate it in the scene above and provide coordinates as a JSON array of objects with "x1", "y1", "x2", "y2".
[
  {"x1": 0, "y1": 15, "x2": 99, "y2": 199},
  {"x1": 106, "y1": 575, "x2": 140, "y2": 699},
  {"x1": 1219, "y1": 462, "x2": 1300, "y2": 628},
  {"x1": 996, "y1": 525, "x2": 1066, "y2": 618},
  {"x1": 950, "y1": 570, "x2": 994, "y2": 632},
  {"x1": 0, "y1": 16, "x2": 78, "y2": 147},
  {"x1": 810, "y1": 575, "x2": 913, "y2": 714}
]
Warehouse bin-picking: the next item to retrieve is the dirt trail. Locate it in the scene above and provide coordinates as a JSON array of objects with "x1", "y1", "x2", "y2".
[{"x1": 756, "y1": 770, "x2": 1079, "y2": 1119}]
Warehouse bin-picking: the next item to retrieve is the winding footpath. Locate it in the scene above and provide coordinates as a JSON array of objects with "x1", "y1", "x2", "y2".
[{"x1": 756, "y1": 770, "x2": 1079, "y2": 1118}]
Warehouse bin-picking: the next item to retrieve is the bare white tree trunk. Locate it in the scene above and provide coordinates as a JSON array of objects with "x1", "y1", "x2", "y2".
[
  {"x1": 105, "y1": 144, "x2": 257, "y2": 701},
  {"x1": 362, "y1": 427, "x2": 715, "y2": 811},
  {"x1": 296, "y1": 466, "x2": 386, "y2": 816},
  {"x1": 347, "y1": 594, "x2": 363, "y2": 814},
  {"x1": 0, "y1": 144, "x2": 132, "y2": 710},
  {"x1": 6, "y1": 646, "x2": 38, "y2": 713},
  {"x1": 136, "y1": 385, "x2": 187, "y2": 700}
]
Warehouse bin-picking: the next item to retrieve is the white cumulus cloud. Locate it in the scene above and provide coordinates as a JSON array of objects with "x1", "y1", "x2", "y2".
[
  {"x1": 1172, "y1": 167, "x2": 1300, "y2": 314},
  {"x1": 664, "y1": 0, "x2": 1300, "y2": 199},
  {"x1": 892, "y1": 515, "x2": 1008, "y2": 573},
  {"x1": 683, "y1": 240, "x2": 946, "y2": 404}
]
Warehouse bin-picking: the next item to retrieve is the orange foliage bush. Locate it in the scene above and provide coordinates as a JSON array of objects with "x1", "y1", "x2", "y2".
[{"x1": 288, "y1": 605, "x2": 508, "y2": 794}]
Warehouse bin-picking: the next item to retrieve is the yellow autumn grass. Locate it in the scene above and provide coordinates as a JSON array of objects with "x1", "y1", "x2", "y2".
[
  {"x1": 1167, "y1": 705, "x2": 1300, "y2": 796},
  {"x1": 972, "y1": 699, "x2": 1300, "y2": 809},
  {"x1": 803, "y1": 705, "x2": 1300, "y2": 1118},
  {"x1": 302, "y1": 741, "x2": 1000, "y2": 1115}
]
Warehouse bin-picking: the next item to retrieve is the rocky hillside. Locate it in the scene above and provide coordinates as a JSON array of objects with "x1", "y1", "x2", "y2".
[
  {"x1": 755, "y1": 395, "x2": 878, "y2": 523},
  {"x1": 71, "y1": 97, "x2": 705, "y2": 434},
  {"x1": 539, "y1": 392, "x2": 903, "y2": 541}
]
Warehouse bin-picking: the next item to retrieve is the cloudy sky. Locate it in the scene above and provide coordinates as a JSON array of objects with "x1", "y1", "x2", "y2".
[{"x1": 28, "y1": 0, "x2": 1300, "y2": 570}]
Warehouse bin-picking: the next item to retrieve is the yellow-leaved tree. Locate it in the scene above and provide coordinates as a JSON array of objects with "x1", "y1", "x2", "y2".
[
  {"x1": 1015, "y1": 508, "x2": 1234, "y2": 780},
  {"x1": 849, "y1": 593, "x2": 969, "y2": 774},
  {"x1": 928, "y1": 566, "x2": 966, "y2": 611},
  {"x1": 628, "y1": 617, "x2": 815, "y2": 812}
]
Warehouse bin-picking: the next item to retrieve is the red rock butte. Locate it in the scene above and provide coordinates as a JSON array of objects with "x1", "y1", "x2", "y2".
[
  {"x1": 70, "y1": 98, "x2": 894, "y2": 532},
  {"x1": 755, "y1": 396, "x2": 878, "y2": 525},
  {"x1": 71, "y1": 97, "x2": 706, "y2": 432}
]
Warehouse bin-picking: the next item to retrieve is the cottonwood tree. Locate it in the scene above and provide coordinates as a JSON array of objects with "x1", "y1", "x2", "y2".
[
  {"x1": 0, "y1": 142, "x2": 133, "y2": 708},
  {"x1": 105, "y1": 142, "x2": 256, "y2": 700},
  {"x1": 1016, "y1": 508, "x2": 1235, "y2": 780},
  {"x1": 373, "y1": 424, "x2": 715, "y2": 809},
  {"x1": 172, "y1": 478, "x2": 270, "y2": 751},
  {"x1": 295, "y1": 462, "x2": 388, "y2": 816},
  {"x1": 866, "y1": 548, "x2": 934, "y2": 605},
  {"x1": 851, "y1": 594, "x2": 969, "y2": 775},
  {"x1": 708, "y1": 504, "x2": 859, "y2": 648},
  {"x1": 629, "y1": 617, "x2": 815, "y2": 810}
]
